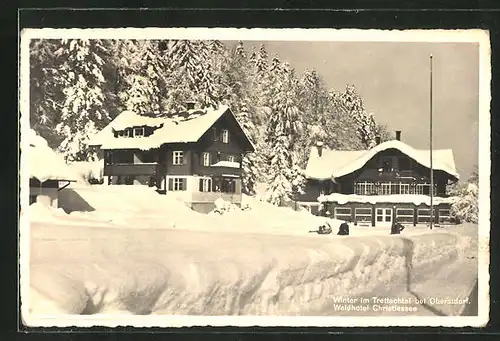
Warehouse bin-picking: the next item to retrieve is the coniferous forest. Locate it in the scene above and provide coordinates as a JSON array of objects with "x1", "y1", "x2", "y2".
[{"x1": 29, "y1": 39, "x2": 391, "y2": 206}]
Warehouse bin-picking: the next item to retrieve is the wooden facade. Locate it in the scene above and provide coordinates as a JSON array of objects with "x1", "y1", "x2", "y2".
[
  {"x1": 299, "y1": 146, "x2": 458, "y2": 227},
  {"x1": 99, "y1": 108, "x2": 252, "y2": 212}
]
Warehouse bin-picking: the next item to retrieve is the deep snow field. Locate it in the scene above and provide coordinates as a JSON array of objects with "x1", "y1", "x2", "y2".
[{"x1": 23, "y1": 184, "x2": 479, "y2": 320}]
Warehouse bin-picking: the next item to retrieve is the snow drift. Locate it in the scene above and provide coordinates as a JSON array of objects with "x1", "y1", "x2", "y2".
[
  {"x1": 27, "y1": 222, "x2": 472, "y2": 316},
  {"x1": 25, "y1": 185, "x2": 475, "y2": 318}
]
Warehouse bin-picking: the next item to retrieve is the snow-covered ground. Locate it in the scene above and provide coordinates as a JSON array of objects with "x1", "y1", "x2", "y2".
[{"x1": 23, "y1": 184, "x2": 478, "y2": 319}]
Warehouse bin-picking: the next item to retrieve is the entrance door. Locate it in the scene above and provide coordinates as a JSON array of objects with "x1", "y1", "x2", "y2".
[{"x1": 376, "y1": 208, "x2": 393, "y2": 226}]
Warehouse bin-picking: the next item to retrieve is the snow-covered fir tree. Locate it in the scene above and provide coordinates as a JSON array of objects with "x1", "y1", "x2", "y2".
[
  {"x1": 338, "y1": 84, "x2": 378, "y2": 149},
  {"x1": 29, "y1": 39, "x2": 389, "y2": 200},
  {"x1": 163, "y1": 40, "x2": 221, "y2": 110},
  {"x1": 109, "y1": 40, "x2": 168, "y2": 116},
  {"x1": 54, "y1": 39, "x2": 114, "y2": 161},
  {"x1": 237, "y1": 103, "x2": 259, "y2": 195},
  {"x1": 264, "y1": 57, "x2": 304, "y2": 205},
  {"x1": 29, "y1": 39, "x2": 65, "y2": 148},
  {"x1": 450, "y1": 166, "x2": 479, "y2": 224},
  {"x1": 296, "y1": 69, "x2": 330, "y2": 167},
  {"x1": 250, "y1": 44, "x2": 271, "y2": 108}
]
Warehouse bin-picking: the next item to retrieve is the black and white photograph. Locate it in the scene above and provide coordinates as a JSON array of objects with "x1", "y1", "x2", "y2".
[{"x1": 19, "y1": 28, "x2": 490, "y2": 327}]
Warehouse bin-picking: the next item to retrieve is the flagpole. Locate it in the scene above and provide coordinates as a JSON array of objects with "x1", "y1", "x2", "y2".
[{"x1": 429, "y1": 54, "x2": 434, "y2": 230}]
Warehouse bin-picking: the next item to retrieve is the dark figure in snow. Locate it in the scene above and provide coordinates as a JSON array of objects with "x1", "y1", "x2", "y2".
[
  {"x1": 337, "y1": 221, "x2": 350, "y2": 236},
  {"x1": 318, "y1": 221, "x2": 333, "y2": 234},
  {"x1": 391, "y1": 222, "x2": 405, "y2": 235}
]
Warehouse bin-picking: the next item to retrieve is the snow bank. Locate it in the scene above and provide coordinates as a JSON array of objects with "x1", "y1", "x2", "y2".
[
  {"x1": 318, "y1": 193, "x2": 456, "y2": 205},
  {"x1": 27, "y1": 222, "x2": 472, "y2": 316},
  {"x1": 26, "y1": 185, "x2": 476, "y2": 317}
]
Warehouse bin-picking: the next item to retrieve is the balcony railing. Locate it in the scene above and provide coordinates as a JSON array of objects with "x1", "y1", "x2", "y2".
[{"x1": 103, "y1": 163, "x2": 161, "y2": 176}]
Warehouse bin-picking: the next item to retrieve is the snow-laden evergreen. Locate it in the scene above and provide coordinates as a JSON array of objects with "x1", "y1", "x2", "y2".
[
  {"x1": 163, "y1": 40, "x2": 222, "y2": 110},
  {"x1": 29, "y1": 39, "x2": 390, "y2": 197},
  {"x1": 54, "y1": 39, "x2": 113, "y2": 161},
  {"x1": 338, "y1": 84, "x2": 379, "y2": 149},
  {"x1": 119, "y1": 40, "x2": 167, "y2": 115},
  {"x1": 451, "y1": 167, "x2": 479, "y2": 223},
  {"x1": 29, "y1": 39, "x2": 65, "y2": 148},
  {"x1": 238, "y1": 103, "x2": 259, "y2": 195},
  {"x1": 264, "y1": 57, "x2": 304, "y2": 205}
]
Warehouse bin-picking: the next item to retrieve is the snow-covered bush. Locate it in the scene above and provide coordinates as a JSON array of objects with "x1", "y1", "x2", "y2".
[
  {"x1": 210, "y1": 198, "x2": 242, "y2": 215},
  {"x1": 450, "y1": 182, "x2": 478, "y2": 224}
]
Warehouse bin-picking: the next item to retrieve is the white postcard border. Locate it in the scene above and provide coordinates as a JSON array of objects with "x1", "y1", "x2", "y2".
[{"x1": 19, "y1": 27, "x2": 491, "y2": 328}]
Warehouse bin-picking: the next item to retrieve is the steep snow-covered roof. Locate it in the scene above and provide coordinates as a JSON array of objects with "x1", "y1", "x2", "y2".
[
  {"x1": 305, "y1": 139, "x2": 459, "y2": 181},
  {"x1": 88, "y1": 105, "x2": 255, "y2": 152},
  {"x1": 28, "y1": 130, "x2": 78, "y2": 183},
  {"x1": 317, "y1": 193, "x2": 456, "y2": 205}
]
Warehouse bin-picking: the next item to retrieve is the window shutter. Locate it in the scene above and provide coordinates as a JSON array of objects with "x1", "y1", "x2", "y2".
[
  {"x1": 182, "y1": 178, "x2": 187, "y2": 191},
  {"x1": 183, "y1": 152, "x2": 187, "y2": 165},
  {"x1": 200, "y1": 153, "x2": 204, "y2": 166},
  {"x1": 199, "y1": 179, "x2": 204, "y2": 192},
  {"x1": 168, "y1": 178, "x2": 173, "y2": 191}
]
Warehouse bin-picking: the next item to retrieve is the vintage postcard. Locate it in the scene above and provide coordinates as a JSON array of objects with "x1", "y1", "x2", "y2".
[{"x1": 19, "y1": 28, "x2": 490, "y2": 328}]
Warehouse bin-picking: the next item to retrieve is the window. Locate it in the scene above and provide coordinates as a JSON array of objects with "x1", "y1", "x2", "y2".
[
  {"x1": 400, "y1": 183, "x2": 410, "y2": 194},
  {"x1": 134, "y1": 127, "x2": 144, "y2": 137},
  {"x1": 199, "y1": 178, "x2": 212, "y2": 192},
  {"x1": 415, "y1": 183, "x2": 437, "y2": 196},
  {"x1": 391, "y1": 183, "x2": 400, "y2": 194},
  {"x1": 355, "y1": 181, "x2": 376, "y2": 195},
  {"x1": 227, "y1": 155, "x2": 235, "y2": 162},
  {"x1": 118, "y1": 130, "x2": 125, "y2": 137},
  {"x1": 355, "y1": 208, "x2": 372, "y2": 224},
  {"x1": 334, "y1": 207, "x2": 351, "y2": 221},
  {"x1": 173, "y1": 151, "x2": 184, "y2": 165},
  {"x1": 417, "y1": 207, "x2": 437, "y2": 223},
  {"x1": 124, "y1": 128, "x2": 132, "y2": 137},
  {"x1": 221, "y1": 129, "x2": 229, "y2": 143},
  {"x1": 366, "y1": 183, "x2": 375, "y2": 195},
  {"x1": 381, "y1": 182, "x2": 391, "y2": 195},
  {"x1": 396, "y1": 208, "x2": 414, "y2": 224},
  {"x1": 169, "y1": 177, "x2": 187, "y2": 191},
  {"x1": 202, "y1": 152, "x2": 211, "y2": 166}
]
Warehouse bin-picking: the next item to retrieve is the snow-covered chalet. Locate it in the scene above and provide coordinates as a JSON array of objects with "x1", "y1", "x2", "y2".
[
  {"x1": 297, "y1": 131, "x2": 460, "y2": 227},
  {"x1": 87, "y1": 104, "x2": 255, "y2": 213}
]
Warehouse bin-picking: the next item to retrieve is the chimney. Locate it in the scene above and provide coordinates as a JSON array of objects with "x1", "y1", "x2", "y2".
[
  {"x1": 395, "y1": 130, "x2": 402, "y2": 141},
  {"x1": 375, "y1": 135, "x2": 381, "y2": 145},
  {"x1": 185, "y1": 101, "x2": 196, "y2": 110},
  {"x1": 316, "y1": 141, "x2": 324, "y2": 157}
]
